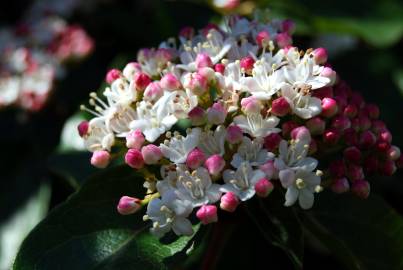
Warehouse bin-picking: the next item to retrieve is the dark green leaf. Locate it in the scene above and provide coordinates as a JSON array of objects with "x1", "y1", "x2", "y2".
[{"x1": 14, "y1": 166, "x2": 200, "y2": 270}]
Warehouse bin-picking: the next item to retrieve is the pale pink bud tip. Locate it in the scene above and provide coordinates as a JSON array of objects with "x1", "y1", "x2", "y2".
[
  {"x1": 220, "y1": 192, "x2": 239, "y2": 212},
  {"x1": 321, "y1": 98, "x2": 338, "y2": 118},
  {"x1": 105, "y1": 69, "x2": 121, "y2": 84},
  {"x1": 290, "y1": 126, "x2": 311, "y2": 142},
  {"x1": 125, "y1": 149, "x2": 144, "y2": 169},
  {"x1": 387, "y1": 146, "x2": 401, "y2": 161},
  {"x1": 195, "y1": 53, "x2": 213, "y2": 69},
  {"x1": 282, "y1": 19, "x2": 295, "y2": 34},
  {"x1": 259, "y1": 160, "x2": 278, "y2": 179},
  {"x1": 351, "y1": 180, "x2": 370, "y2": 199},
  {"x1": 207, "y1": 102, "x2": 227, "y2": 125},
  {"x1": 241, "y1": 96, "x2": 261, "y2": 114},
  {"x1": 141, "y1": 144, "x2": 162, "y2": 165},
  {"x1": 204, "y1": 154, "x2": 225, "y2": 176},
  {"x1": 255, "y1": 178, "x2": 274, "y2": 197},
  {"x1": 186, "y1": 148, "x2": 206, "y2": 169},
  {"x1": 77, "y1": 121, "x2": 89, "y2": 137},
  {"x1": 256, "y1": 31, "x2": 270, "y2": 47},
  {"x1": 91, "y1": 150, "x2": 111, "y2": 168},
  {"x1": 160, "y1": 73, "x2": 181, "y2": 90},
  {"x1": 196, "y1": 205, "x2": 218, "y2": 225},
  {"x1": 126, "y1": 129, "x2": 145, "y2": 149},
  {"x1": 313, "y1": 48, "x2": 328, "y2": 65},
  {"x1": 117, "y1": 196, "x2": 141, "y2": 215},
  {"x1": 226, "y1": 125, "x2": 243, "y2": 144},
  {"x1": 271, "y1": 96, "x2": 291, "y2": 116},
  {"x1": 187, "y1": 73, "x2": 208, "y2": 96},
  {"x1": 188, "y1": 106, "x2": 206, "y2": 126},
  {"x1": 331, "y1": 178, "x2": 350, "y2": 194}
]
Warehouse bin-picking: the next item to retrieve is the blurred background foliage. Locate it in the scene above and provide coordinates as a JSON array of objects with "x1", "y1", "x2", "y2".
[{"x1": 1, "y1": 0, "x2": 403, "y2": 269}]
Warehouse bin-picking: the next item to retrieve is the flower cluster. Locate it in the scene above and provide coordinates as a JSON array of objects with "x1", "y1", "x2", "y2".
[
  {"x1": 0, "y1": 0, "x2": 93, "y2": 111},
  {"x1": 79, "y1": 13, "x2": 401, "y2": 237}
]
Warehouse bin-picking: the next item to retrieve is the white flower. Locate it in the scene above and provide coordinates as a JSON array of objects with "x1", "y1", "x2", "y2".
[
  {"x1": 241, "y1": 61, "x2": 285, "y2": 100},
  {"x1": 129, "y1": 92, "x2": 178, "y2": 142},
  {"x1": 281, "y1": 84, "x2": 322, "y2": 119},
  {"x1": 221, "y1": 162, "x2": 265, "y2": 201},
  {"x1": 216, "y1": 61, "x2": 245, "y2": 92},
  {"x1": 231, "y1": 137, "x2": 274, "y2": 168},
  {"x1": 197, "y1": 125, "x2": 227, "y2": 156},
  {"x1": 83, "y1": 117, "x2": 115, "y2": 152},
  {"x1": 104, "y1": 78, "x2": 136, "y2": 105},
  {"x1": 105, "y1": 103, "x2": 137, "y2": 137},
  {"x1": 283, "y1": 56, "x2": 330, "y2": 89},
  {"x1": 279, "y1": 168, "x2": 321, "y2": 209},
  {"x1": 158, "y1": 167, "x2": 221, "y2": 207},
  {"x1": 233, "y1": 113, "x2": 280, "y2": 138},
  {"x1": 274, "y1": 139, "x2": 318, "y2": 172},
  {"x1": 170, "y1": 89, "x2": 198, "y2": 119},
  {"x1": 226, "y1": 37, "x2": 258, "y2": 61},
  {"x1": 0, "y1": 76, "x2": 20, "y2": 106},
  {"x1": 146, "y1": 190, "x2": 193, "y2": 237},
  {"x1": 160, "y1": 128, "x2": 201, "y2": 164}
]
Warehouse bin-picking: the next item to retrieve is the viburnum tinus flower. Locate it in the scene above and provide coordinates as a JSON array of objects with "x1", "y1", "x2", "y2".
[{"x1": 79, "y1": 12, "x2": 401, "y2": 238}]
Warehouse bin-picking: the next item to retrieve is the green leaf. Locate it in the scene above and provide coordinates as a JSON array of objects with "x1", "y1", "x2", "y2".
[
  {"x1": 14, "y1": 166, "x2": 200, "y2": 270},
  {"x1": 307, "y1": 191, "x2": 403, "y2": 270}
]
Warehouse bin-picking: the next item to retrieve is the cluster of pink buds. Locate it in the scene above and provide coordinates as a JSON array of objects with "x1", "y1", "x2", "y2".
[
  {"x1": 0, "y1": 0, "x2": 93, "y2": 111},
  {"x1": 78, "y1": 12, "x2": 400, "y2": 238}
]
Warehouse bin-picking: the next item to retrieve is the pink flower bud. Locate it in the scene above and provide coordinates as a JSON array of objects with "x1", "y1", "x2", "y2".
[
  {"x1": 378, "y1": 129, "x2": 392, "y2": 143},
  {"x1": 312, "y1": 47, "x2": 328, "y2": 65},
  {"x1": 387, "y1": 146, "x2": 401, "y2": 161},
  {"x1": 331, "y1": 178, "x2": 350, "y2": 194},
  {"x1": 350, "y1": 92, "x2": 365, "y2": 108},
  {"x1": 188, "y1": 106, "x2": 206, "y2": 126},
  {"x1": 282, "y1": 121, "x2": 299, "y2": 137},
  {"x1": 264, "y1": 133, "x2": 282, "y2": 151},
  {"x1": 179, "y1": 26, "x2": 194, "y2": 39},
  {"x1": 334, "y1": 81, "x2": 351, "y2": 99},
  {"x1": 347, "y1": 164, "x2": 364, "y2": 181},
  {"x1": 226, "y1": 125, "x2": 243, "y2": 144},
  {"x1": 105, "y1": 68, "x2": 121, "y2": 84},
  {"x1": 220, "y1": 192, "x2": 239, "y2": 212},
  {"x1": 196, "y1": 205, "x2": 218, "y2": 225},
  {"x1": 276, "y1": 32, "x2": 292, "y2": 48},
  {"x1": 282, "y1": 19, "x2": 295, "y2": 34},
  {"x1": 313, "y1": 86, "x2": 333, "y2": 99},
  {"x1": 331, "y1": 115, "x2": 351, "y2": 131},
  {"x1": 255, "y1": 178, "x2": 274, "y2": 197},
  {"x1": 240, "y1": 56, "x2": 255, "y2": 75},
  {"x1": 117, "y1": 196, "x2": 141, "y2": 215},
  {"x1": 204, "y1": 154, "x2": 225, "y2": 176},
  {"x1": 215, "y1": 0, "x2": 240, "y2": 10},
  {"x1": 343, "y1": 146, "x2": 361, "y2": 164},
  {"x1": 358, "y1": 115, "x2": 371, "y2": 131},
  {"x1": 207, "y1": 102, "x2": 227, "y2": 125},
  {"x1": 344, "y1": 104, "x2": 358, "y2": 118},
  {"x1": 126, "y1": 130, "x2": 145, "y2": 149},
  {"x1": 306, "y1": 117, "x2": 325, "y2": 135},
  {"x1": 271, "y1": 96, "x2": 291, "y2": 116},
  {"x1": 187, "y1": 73, "x2": 208, "y2": 95},
  {"x1": 343, "y1": 128, "x2": 358, "y2": 146},
  {"x1": 141, "y1": 144, "x2": 162, "y2": 165},
  {"x1": 259, "y1": 160, "x2": 278, "y2": 179},
  {"x1": 364, "y1": 104, "x2": 379, "y2": 119},
  {"x1": 122, "y1": 62, "x2": 142, "y2": 79},
  {"x1": 329, "y1": 160, "x2": 345, "y2": 178},
  {"x1": 160, "y1": 73, "x2": 181, "y2": 90},
  {"x1": 144, "y1": 82, "x2": 163, "y2": 100},
  {"x1": 241, "y1": 96, "x2": 261, "y2": 114},
  {"x1": 321, "y1": 98, "x2": 338, "y2": 118},
  {"x1": 323, "y1": 128, "x2": 341, "y2": 145},
  {"x1": 125, "y1": 149, "x2": 144, "y2": 169},
  {"x1": 359, "y1": 130, "x2": 376, "y2": 149},
  {"x1": 291, "y1": 126, "x2": 311, "y2": 142},
  {"x1": 91, "y1": 150, "x2": 111, "y2": 168},
  {"x1": 256, "y1": 31, "x2": 270, "y2": 47},
  {"x1": 198, "y1": 67, "x2": 216, "y2": 82},
  {"x1": 363, "y1": 156, "x2": 379, "y2": 174},
  {"x1": 77, "y1": 120, "x2": 89, "y2": 137},
  {"x1": 351, "y1": 180, "x2": 370, "y2": 199},
  {"x1": 371, "y1": 120, "x2": 386, "y2": 134},
  {"x1": 320, "y1": 67, "x2": 337, "y2": 85},
  {"x1": 214, "y1": 63, "x2": 225, "y2": 74},
  {"x1": 133, "y1": 72, "x2": 151, "y2": 91},
  {"x1": 375, "y1": 141, "x2": 390, "y2": 153},
  {"x1": 380, "y1": 160, "x2": 397, "y2": 176},
  {"x1": 186, "y1": 148, "x2": 206, "y2": 169},
  {"x1": 196, "y1": 53, "x2": 213, "y2": 69}
]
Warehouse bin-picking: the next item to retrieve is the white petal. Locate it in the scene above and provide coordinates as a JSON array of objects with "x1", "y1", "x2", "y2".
[
  {"x1": 284, "y1": 187, "x2": 299, "y2": 207},
  {"x1": 298, "y1": 189, "x2": 314, "y2": 209},
  {"x1": 172, "y1": 217, "x2": 193, "y2": 236},
  {"x1": 279, "y1": 169, "x2": 296, "y2": 188}
]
